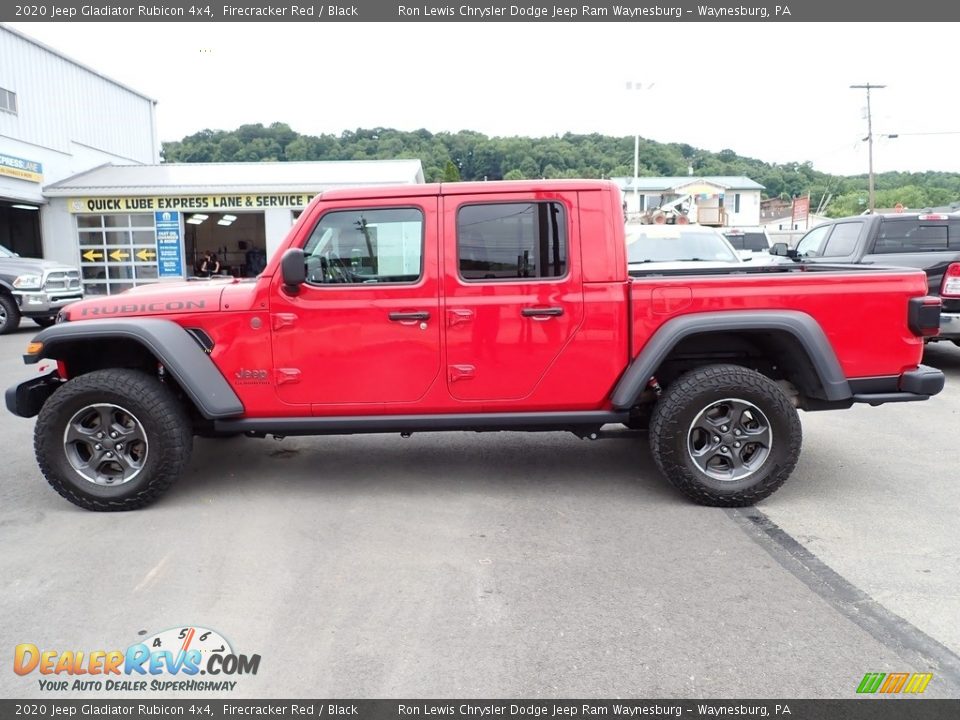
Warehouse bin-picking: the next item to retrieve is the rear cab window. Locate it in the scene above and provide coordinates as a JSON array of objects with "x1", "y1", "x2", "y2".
[{"x1": 873, "y1": 217, "x2": 960, "y2": 253}]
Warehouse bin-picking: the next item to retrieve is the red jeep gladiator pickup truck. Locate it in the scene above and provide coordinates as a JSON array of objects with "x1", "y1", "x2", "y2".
[{"x1": 5, "y1": 180, "x2": 945, "y2": 511}]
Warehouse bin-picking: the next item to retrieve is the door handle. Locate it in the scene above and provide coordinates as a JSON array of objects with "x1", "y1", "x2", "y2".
[
  {"x1": 389, "y1": 311, "x2": 431, "y2": 322},
  {"x1": 447, "y1": 308, "x2": 474, "y2": 327},
  {"x1": 521, "y1": 307, "x2": 564, "y2": 318}
]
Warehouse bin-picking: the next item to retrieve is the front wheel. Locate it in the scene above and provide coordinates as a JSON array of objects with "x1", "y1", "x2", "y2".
[
  {"x1": 34, "y1": 369, "x2": 193, "y2": 511},
  {"x1": 0, "y1": 294, "x2": 21, "y2": 335},
  {"x1": 649, "y1": 364, "x2": 802, "y2": 507}
]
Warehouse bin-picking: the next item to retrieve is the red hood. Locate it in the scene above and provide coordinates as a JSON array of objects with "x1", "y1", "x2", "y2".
[{"x1": 65, "y1": 279, "x2": 248, "y2": 320}]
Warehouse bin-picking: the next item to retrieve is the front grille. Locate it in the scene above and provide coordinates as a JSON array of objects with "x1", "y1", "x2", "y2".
[{"x1": 43, "y1": 270, "x2": 82, "y2": 292}]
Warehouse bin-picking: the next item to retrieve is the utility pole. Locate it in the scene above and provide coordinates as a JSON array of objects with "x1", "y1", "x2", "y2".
[
  {"x1": 626, "y1": 81, "x2": 655, "y2": 221},
  {"x1": 850, "y1": 83, "x2": 886, "y2": 213}
]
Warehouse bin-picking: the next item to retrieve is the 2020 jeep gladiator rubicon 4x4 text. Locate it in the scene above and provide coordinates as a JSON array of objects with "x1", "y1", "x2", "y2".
[{"x1": 6, "y1": 180, "x2": 946, "y2": 510}]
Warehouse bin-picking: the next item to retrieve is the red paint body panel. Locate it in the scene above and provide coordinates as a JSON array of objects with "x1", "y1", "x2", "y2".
[
  {"x1": 630, "y1": 271, "x2": 927, "y2": 378},
  {"x1": 61, "y1": 180, "x2": 933, "y2": 417}
]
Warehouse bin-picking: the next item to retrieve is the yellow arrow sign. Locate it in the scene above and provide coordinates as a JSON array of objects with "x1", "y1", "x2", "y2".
[
  {"x1": 82, "y1": 250, "x2": 103, "y2": 262},
  {"x1": 136, "y1": 249, "x2": 157, "y2": 261},
  {"x1": 109, "y1": 249, "x2": 129, "y2": 261}
]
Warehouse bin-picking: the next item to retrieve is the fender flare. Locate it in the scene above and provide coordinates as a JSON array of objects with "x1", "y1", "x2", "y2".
[
  {"x1": 25, "y1": 318, "x2": 244, "y2": 419},
  {"x1": 610, "y1": 310, "x2": 851, "y2": 409}
]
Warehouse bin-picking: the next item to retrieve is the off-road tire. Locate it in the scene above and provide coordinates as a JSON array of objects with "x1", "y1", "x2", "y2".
[
  {"x1": 0, "y1": 294, "x2": 21, "y2": 335},
  {"x1": 649, "y1": 364, "x2": 802, "y2": 507},
  {"x1": 33, "y1": 317, "x2": 56, "y2": 328},
  {"x1": 35, "y1": 369, "x2": 193, "y2": 511}
]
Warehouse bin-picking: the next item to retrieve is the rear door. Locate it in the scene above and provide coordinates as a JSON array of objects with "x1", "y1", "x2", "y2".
[{"x1": 442, "y1": 192, "x2": 583, "y2": 402}]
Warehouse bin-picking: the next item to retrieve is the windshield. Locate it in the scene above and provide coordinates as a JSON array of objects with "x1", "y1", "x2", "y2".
[
  {"x1": 0, "y1": 244, "x2": 16, "y2": 258},
  {"x1": 626, "y1": 228, "x2": 739, "y2": 264}
]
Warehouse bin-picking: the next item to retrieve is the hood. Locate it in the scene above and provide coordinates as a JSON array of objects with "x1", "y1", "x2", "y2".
[
  {"x1": 65, "y1": 278, "x2": 238, "y2": 320},
  {"x1": 0, "y1": 257, "x2": 78, "y2": 275}
]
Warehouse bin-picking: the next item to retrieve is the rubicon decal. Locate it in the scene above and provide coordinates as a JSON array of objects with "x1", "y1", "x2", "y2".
[
  {"x1": 78, "y1": 300, "x2": 206, "y2": 316},
  {"x1": 13, "y1": 626, "x2": 260, "y2": 693}
]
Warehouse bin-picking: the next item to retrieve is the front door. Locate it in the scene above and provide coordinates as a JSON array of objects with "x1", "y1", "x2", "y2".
[
  {"x1": 442, "y1": 193, "x2": 583, "y2": 402},
  {"x1": 271, "y1": 198, "x2": 441, "y2": 409}
]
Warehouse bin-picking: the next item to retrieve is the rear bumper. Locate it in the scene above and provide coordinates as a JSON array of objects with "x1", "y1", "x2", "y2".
[
  {"x1": 849, "y1": 365, "x2": 945, "y2": 405},
  {"x1": 938, "y1": 312, "x2": 960, "y2": 339}
]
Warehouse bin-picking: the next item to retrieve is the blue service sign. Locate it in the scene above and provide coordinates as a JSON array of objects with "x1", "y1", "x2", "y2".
[{"x1": 155, "y1": 211, "x2": 183, "y2": 278}]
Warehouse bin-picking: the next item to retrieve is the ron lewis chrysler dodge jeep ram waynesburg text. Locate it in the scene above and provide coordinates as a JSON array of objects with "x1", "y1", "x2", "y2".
[{"x1": 5, "y1": 180, "x2": 946, "y2": 511}]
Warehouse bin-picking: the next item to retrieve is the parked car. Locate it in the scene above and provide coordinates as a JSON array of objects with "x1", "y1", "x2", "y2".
[
  {"x1": 626, "y1": 223, "x2": 745, "y2": 271},
  {"x1": 6, "y1": 180, "x2": 944, "y2": 511},
  {"x1": 770, "y1": 211, "x2": 960, "y2": 344},
  {"x1": 0, "y1": 244, "x2": 83, "y2": 334},
  {"x1": 721, "y1": 227, "x2": 774, "y2": 259}
]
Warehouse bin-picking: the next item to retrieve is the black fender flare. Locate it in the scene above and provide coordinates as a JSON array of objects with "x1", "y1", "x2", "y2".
[
  {"x1": 610, "y1": 310, "x2": 852, "y2": 409},
  {"x1": 24, "y1": 318, "x2": 244, "y2": 419}
]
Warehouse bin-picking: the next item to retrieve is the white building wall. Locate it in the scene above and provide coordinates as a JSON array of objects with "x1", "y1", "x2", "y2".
[
  {"x1": 723, "y1": 191, "x2": 762, "y2": 226},
  {"x1": 39, "y1": 198, "x2": 77, "y2": 266},
  {"x1": 0, "y1": 26, "x2": 158, "y2": 167},
  {"x1": 264, "y1": 208, "x2": 298, "y2": 260}
]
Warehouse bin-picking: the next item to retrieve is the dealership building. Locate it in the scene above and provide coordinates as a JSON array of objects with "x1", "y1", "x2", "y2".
[{"x1": 1, "y1": 25, "x2": 425, "y2": 296}]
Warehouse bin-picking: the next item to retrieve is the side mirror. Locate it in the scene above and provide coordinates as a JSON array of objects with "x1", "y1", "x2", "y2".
[
  {"x1": 280, "y1": 248, "x2": 306, "y2": 292},
  {"x1": 770, "y1": 242, "x2": 788, "y2": 256}
]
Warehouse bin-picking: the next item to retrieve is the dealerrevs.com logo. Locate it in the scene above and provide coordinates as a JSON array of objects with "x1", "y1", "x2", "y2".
[{"x1": 14, "y1": 626, "x2": 260, "y2": 693}]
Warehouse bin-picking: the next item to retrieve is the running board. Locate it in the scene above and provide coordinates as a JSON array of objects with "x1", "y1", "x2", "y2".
[{"x1": 214, "y1": 411, "x2": 630, "y2": 437}]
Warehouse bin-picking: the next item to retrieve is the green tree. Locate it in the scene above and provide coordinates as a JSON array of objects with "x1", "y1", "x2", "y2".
[{"x1": 442, "y1": 159, "x2": 461, "y2": 182}]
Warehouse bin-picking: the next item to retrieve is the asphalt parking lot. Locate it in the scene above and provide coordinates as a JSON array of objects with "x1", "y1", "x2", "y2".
[{"x1": 1, "y1": 320, "x2": 959, "y2": 700}]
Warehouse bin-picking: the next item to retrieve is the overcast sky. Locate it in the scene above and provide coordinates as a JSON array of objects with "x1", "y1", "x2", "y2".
[{"x1": 9, "y1": 21, "x2": 960, "y2": 177}]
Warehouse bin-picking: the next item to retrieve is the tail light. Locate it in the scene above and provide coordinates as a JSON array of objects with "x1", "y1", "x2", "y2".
[
  {"x1": 908, "y1": 296, "x2": 941, "y2": 337},
  {"x1": 941, "y1": 263, "x2": 960, "y2": 298}
]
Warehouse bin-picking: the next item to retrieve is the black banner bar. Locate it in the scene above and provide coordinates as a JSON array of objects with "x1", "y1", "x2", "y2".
[
  {"x1": 1, "y1": 700, "x2": 959, "y2": 720},
  {"x1": 2, "y1": 0, "x2": 958, "y2": 22}
]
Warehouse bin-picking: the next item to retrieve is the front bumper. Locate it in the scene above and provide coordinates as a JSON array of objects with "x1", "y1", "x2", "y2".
[
  {"x1": 850, "y1": 365, "x2": 946, "y2": 406},
  {"x1": 5, "y1": 372, "x2": 61, "y2": 418},
  {"x1": 13, "y1": 290, "x2": 83, "y2": 317}
]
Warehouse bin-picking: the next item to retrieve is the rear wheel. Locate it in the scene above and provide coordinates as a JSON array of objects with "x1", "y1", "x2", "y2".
[
  {"x1": 649, "y1": 364, "x2": 802, "y2": 507},
  {"x1": 34, "y1": 369, "x2": 193, "y2": 511},
  {"x1": 0, "y1": 294, "x2": 21, "y2": 335}
]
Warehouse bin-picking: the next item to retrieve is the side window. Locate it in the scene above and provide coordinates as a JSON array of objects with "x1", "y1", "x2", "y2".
[
  {"x1": 302, "y1": 207, "x2": 423, "y2": 285},
  {"x1": 795, "y1": 224, "x2": 832, "y2": 257},
  {"x1": 874, "y1": 220, "x2": 948, "y2": 253},
  {"x1": 822, "y1": 222, "x2": 862, "y2": 257},
  {"x1": 457, "y1": 202, "x2": 567, "y2": 281}
]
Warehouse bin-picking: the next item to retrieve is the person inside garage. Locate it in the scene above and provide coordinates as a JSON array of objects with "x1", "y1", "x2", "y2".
[{"x1": 198, "y1": 252, "x2": 221, "y2": 277}]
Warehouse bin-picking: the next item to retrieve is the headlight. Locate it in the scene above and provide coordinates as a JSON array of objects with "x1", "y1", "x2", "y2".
[{"x1": 13, "y1": 274, "x2": 42, "y2": 290}]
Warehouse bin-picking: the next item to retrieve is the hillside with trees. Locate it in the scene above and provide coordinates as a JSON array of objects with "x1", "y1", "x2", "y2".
[{"x1": 161, "y1": 123, "x2": 960, "y2": 217}]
